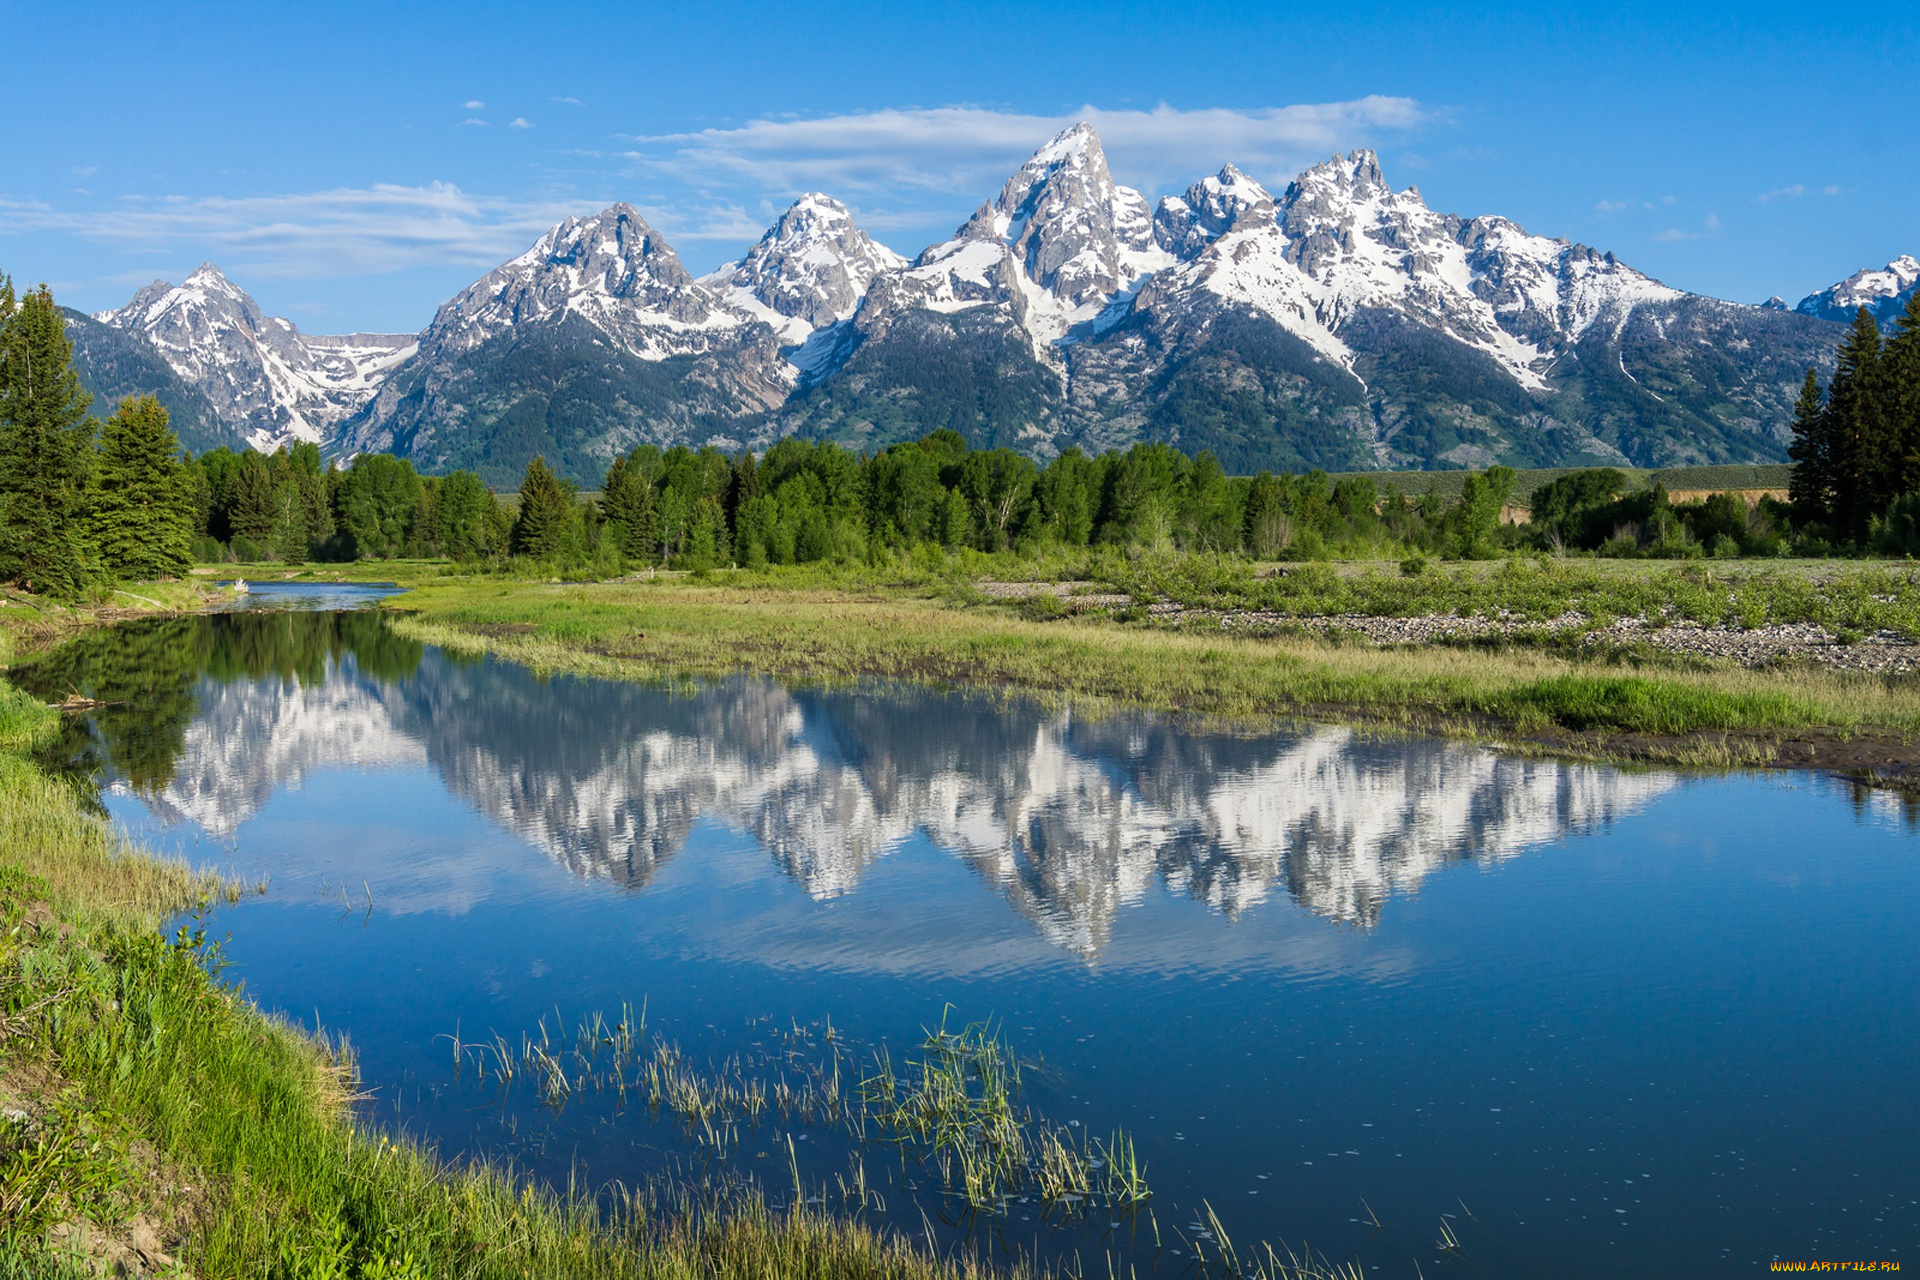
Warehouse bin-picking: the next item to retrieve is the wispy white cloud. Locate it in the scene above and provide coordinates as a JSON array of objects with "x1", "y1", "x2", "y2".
[
  {"x1": 622, "y1": 100, "x2": 1431, "y2": 199},
  {"x1": 0, "y1": 183, "x2": 587, "y2": 279},
  {"x1": 508, "y1": 117, "x2": 533, "y2": 130},
  {"x1": 1757, "y1": 183, "x2": 1806, "y2": 203},
  {"x1": 1594, "y1": 199, "x2": 1628, "y2": 214},
  {"x1": 551, "y1": 96, "x2": 584, "y2": 106},
  {"x1": 462, "y1": 100, "x2": 486, "y2": 110},
  {"x1": 460, "y1": 117, "x2": 489, "y2": 128}
]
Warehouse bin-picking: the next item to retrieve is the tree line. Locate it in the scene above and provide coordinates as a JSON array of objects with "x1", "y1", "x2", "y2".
[
  {"x1": 1787, "y1": 293, "x2": 1920, "y2": 552},
  {"x1": 27, "y1": 264, "x2": 1908, "y2": 599}
]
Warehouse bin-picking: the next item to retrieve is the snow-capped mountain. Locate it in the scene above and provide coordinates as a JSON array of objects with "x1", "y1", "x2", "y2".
[
  {"x1": 847, "y1": 122, "x2": 1173, "y2": 356},
  {"x1": 702, "y1": 193, "x2": 907, "y2": 344},
  {"x1": 90, "y1": 264, "x2": 414, "y2": 451},
  {"x1": 330, "y1": 203, "x2": 806, "y2": 477},
  {"x1": 73, "y1": 123, "x2": 1854, "y2": 478},
  {"x1": 1796, "y1": 254, "x2": 1920, "y2": 326},
  {"x1": 793, "y1": 128, "x2": 1839, "y2": 471},
  {"x1": 420, "y1": 203, "x2": 749, "y2": 360}
]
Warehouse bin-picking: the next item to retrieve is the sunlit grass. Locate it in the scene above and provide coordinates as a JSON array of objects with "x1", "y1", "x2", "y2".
[{"x1": 386, "y1": 575, "x2": 1920, "y2": 766}]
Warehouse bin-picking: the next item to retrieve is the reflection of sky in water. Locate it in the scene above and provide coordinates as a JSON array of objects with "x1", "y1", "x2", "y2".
[
  {"x1": 213, "y1": 580, "x2": 405, "y2": 611},
  {"x1": 44, "y1": 614, "x2": 1920, "y2": 1278}
]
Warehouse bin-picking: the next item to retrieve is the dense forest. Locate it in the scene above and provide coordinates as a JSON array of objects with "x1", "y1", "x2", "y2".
[{"x1": 5, "y1": 272, "x2": 1919, "y2": 599}]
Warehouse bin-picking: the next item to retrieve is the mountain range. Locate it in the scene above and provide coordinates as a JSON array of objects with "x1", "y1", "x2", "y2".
[{"x1": 64, "y1": 124, "x2": 1905, "y2": 483}]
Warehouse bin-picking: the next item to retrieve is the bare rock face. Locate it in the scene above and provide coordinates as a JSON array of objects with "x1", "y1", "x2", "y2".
[{"x1": 93, "y1": 263, "x2": 414, "y2": 450}]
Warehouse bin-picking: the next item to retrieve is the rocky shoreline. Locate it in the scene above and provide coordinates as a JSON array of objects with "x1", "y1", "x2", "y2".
[{"x1": 977, "y1": 580, "x2": 1920, "y2": 674}]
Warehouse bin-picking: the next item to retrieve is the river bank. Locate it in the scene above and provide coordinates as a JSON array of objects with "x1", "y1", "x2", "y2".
[{"x1": 354, "y1": 561, "x2": 1920, "y2": 781}]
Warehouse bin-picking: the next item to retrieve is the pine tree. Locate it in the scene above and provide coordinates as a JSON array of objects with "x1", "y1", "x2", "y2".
[
  {"x1": 228, "y1": 450, "x2": 278, "y2": 541},
  {"x1": 511, "y1": 456, "x2": 574, "y2": 557},
  {"x1": 1826, "y1": 308, "x2": 1886, "y2": 540},
  {"x1": 1886, "y1": 289, "x2": 1920, "y2": 500},
  {"x1": 90, "y1": 395, "x2": 194, "y2": 580},
  {"x1": 0, "y1": 282, "x2": 100, "y2": 596},
  {"x1": 1786, "y1": 368, "x2": 1831, "y2": 526}
]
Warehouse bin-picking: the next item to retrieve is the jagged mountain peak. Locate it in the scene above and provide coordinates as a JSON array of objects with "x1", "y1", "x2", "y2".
[
  {"x1": 89, "y1": 263, "x2": 413, "y2": 451},
  {"x1": 1287, "y1": 149, "x2": 1393, "y2": 205},
  {"x1": 929, "y1": 120, "x2": 1166, "y2": 315},
  {"x1": 422, "y1": 203, "x2": 742, "y2": 360},
  {"x1": 512, "y1": 203, "x2": 697, "y2": 295},
  {"x1": 100, "y1": 261, "x2": 268, "y2": 334},
  {"x1": 1154, "y1": 164, "x2": 1277, "y2": 258},
  {"x1": 705, "y1": 194, "x2": 906, "y2": 339}
]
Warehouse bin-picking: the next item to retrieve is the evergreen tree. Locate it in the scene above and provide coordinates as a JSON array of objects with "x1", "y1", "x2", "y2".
[
  {"x1": 512, "y1": 456, "x2": 575, "y2": 557},
  {"x1": 434, "y1": 470, "x2": 498, "y2": 559},
  {"x1": 1787, "y1": 368, "x2": 1831, "y2": 527},
  {"x1": 1886, "y1": 290, "x2": 1920, "y2": 500},
  {"x1": 90, "y1": 395, "x2": 194, "y2": 580},
  {"x1": 228, "y1": 450, "x2": 278, "y2": 541},
  {"x1": 335, "y1": 453, "x2": 422, "y2": 558},
  {"x1": 600, "y1": 452, "x2": 657, "y2": 559},
  {"x1": 0, "y1": 282, "x2": 102, "y2": 595},
  {"x1": 1825, "y1": 308, "x2": 1885, "y2": 540}
]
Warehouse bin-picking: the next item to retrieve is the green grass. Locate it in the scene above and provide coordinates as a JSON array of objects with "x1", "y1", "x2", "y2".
[{"x1": 379, "y1": 569, "x2": 1920, "y2": 770}]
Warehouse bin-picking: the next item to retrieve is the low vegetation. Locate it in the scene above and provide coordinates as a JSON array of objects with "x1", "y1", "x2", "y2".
[{"x1": 366, "y1": 559, "x2": 1920, "y2": 772}]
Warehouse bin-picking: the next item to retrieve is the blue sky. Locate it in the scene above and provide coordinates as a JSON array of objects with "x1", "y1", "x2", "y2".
[{"x1": 1, "y1": 0, "x2": 1912, "y2": 334}]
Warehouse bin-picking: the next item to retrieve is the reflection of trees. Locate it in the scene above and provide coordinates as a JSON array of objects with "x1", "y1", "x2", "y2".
[{"x1": 12, "y1": 612, "x2": 422, "y2": 795}]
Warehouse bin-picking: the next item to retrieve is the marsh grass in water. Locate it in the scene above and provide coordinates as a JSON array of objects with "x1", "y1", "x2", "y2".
[{"x1": 452, "y1": 1005, "x2": 1152, "y2": 1221}]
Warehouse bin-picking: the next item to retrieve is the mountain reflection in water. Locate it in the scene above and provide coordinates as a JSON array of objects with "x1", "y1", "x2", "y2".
[{"x1": 23, "y1": 611, "x2": 1674, "y2": 951}]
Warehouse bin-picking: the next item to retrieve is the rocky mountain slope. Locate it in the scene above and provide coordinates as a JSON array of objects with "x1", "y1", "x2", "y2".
[{"x1": 69, "y1": 126, "x2": 1892, "y2": 480}]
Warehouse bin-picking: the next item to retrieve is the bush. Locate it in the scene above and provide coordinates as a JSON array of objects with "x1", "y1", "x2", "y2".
[
  {"x1": 228, "y1": 534, "x2": 270, "y2": 563},
  {"x1": 192, "y1": 536, "x2": 229, "y2": 564},
  {"x1": 1399, "y1": 554, "x2": 1429, "y2": 578},
  {"x1": 1021, "y1": 592, "x2": 1067, "y2": 621}
]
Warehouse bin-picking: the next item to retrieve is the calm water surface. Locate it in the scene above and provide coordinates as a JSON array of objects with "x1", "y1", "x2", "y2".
[{"x1": 17, "y1": 605, "x2": 1918, "y2": 1278}]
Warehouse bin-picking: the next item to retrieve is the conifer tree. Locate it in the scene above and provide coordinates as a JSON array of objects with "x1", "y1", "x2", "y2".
[
  {"x1": 228, "y1": 450, "x2": 278, "y2": 541},
  {"x1": 1826, "y1": 308, "x2": 1886, "y2": 539},
  {"x1": 1786, "y1": 368, "x2": 1831, "y2": 526},
  {"x1": 0, "y1": 282, "x2": 100, "y2": 596},
  {"x1": 1886, "y1": 290, "x2": 1920, "y2": 499},
  {"x1": 90, "y1": 395, "x2": 194, "y2": 580},
  {"x1": 511, "y1": 456, "x2": 574, "y2": 557}
]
